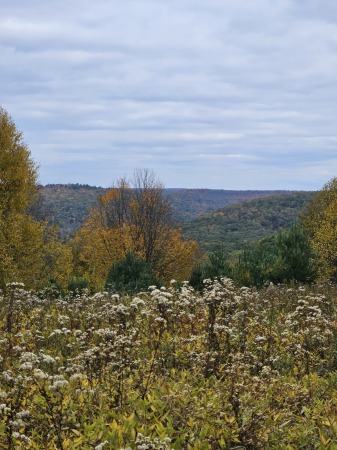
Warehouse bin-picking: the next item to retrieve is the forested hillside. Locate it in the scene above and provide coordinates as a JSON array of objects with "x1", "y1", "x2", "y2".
[
  {"x1": 39, "y1": 184, "x2": 106, "y2": 237},
  {"x1": 182, "y1": 192, "x2": 315, "y2": 255},
  {"x1": 40, "y1": 184, "x2": 299, "y2": 238},
  {"x1": 166, "y1": 188, "x2": 295, "y2": 222}
]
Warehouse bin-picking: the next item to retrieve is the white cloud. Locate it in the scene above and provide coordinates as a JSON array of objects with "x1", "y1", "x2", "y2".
[{"x1": 1, "y1": 0, "x2": 337, "y2": 188}]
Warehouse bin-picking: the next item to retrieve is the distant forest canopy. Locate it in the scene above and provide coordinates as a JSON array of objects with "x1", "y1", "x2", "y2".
[
  {"x1": 39, "y1": 184, "x2": 106, "y2": 238},
  {"x1": 183, "y1": 191, "x2": 316, "y2": 255},
  {"x1": 39, "y1": 183, "x2": 311, "y2": 240},
  {"x1": 2, "y1": 105, "x2": 335, "y2": 293}
]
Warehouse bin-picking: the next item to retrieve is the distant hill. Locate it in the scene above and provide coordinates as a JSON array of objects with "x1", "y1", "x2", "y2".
[
  {"x1": 38, "y1": 184, "x2": 314, "y2": 243},
  {"x1": 182, "y1": 192, "x2": 316, "y2": 256},
  {"x1": 165, "y1": 189, "x2": 298, "y2": 222},
  {"x1": 39, "y1": 184, "x2": 106, "y2": 238}
]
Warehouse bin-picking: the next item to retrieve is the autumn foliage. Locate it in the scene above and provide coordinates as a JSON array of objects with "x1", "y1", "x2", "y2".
[
  {"x1": 302, "y1": 177, "x2": 337, "y2": 281},
  {"x1": 0, "y1": 107, "x2": 72, "y2": 290},
  {"x1": 73, "y1": 170, "x2": 199, "y2": 290},
  {"x1": 0, "y1": 108, "x2": 199, "y2": 291}
]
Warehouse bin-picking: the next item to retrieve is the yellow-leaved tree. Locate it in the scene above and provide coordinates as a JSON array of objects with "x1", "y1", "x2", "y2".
[
  {"x1": 301, "y1": 177, "x2": 337, "y2": 281},
  {"x1": 0, "y1": 107, "x2": 73, "y2": 289},
  {"x1": 73, "y1": 169, "x2": 199, "y2": 290},
  {"x1": 72, "y1": 207, "x2": 131, "y2": 289}
]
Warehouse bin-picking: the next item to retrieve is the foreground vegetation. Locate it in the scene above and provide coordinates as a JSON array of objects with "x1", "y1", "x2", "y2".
[{"x1": 2, "y1": 280, "x2": 337, "y2": 449}]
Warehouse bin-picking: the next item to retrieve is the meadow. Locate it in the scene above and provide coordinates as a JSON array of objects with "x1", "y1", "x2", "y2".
[{"x1": 1, "y1": 279, "x2": 337, "y2": 449}]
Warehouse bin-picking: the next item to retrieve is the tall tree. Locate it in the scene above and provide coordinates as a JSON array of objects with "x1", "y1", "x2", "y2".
[
  {"x1": 0, "y1": 107, "x2": 38, "y2": 215},
  {"x1": 98, "y1": 169, "x2": 173, "y2": 264},
  {"x1": 129, "y1": 169, "x2": 174, "y2": 265},
  {"x1": 74, "y1": 169, "x2": 199, "y2": 288},
  {"x1": 0, "y1": 107, "x2": 72, "y2": 289},
  {"x1": 301, "y1": 177, "x2": 337, "y2": 280}
]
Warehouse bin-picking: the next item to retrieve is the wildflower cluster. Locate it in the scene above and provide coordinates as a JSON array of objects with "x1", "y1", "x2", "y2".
[{"x1": 1, "y1": 281, "x2": 337, "y2": 448}]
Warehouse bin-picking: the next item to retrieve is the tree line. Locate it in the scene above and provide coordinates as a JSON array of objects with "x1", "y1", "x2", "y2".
[
  {"x1": 189, "y1": 224, "x2": 316, "y2": 289},
  {"x1": 0, "y1": 107, "x2": 198, "y2": 292},
  {"x1": 2, "y1": 105, "x2": 337, "y2": 292},
  {"x1": 188, "y1": 177, "x2": 337, "y2": 290}
]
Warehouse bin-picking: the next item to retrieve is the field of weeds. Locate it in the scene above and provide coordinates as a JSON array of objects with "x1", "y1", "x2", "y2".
[{"x1": 1, "y1": 279, "x2": 337, "y2": 449}]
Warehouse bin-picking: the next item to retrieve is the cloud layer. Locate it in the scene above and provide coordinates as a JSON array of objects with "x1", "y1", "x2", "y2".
[{"x1": 2, "y1": 0, "x2": 337, "y2": 189}]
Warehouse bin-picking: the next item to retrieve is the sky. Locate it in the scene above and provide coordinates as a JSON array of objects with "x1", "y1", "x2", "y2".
[{"x1": 1, "y1": 0, "x2": 337, "y2": 190}]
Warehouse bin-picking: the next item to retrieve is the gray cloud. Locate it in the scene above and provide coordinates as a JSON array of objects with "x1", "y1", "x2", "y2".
[{"x1": 1, "y1": 0, "x2": 337, "y2": 189}]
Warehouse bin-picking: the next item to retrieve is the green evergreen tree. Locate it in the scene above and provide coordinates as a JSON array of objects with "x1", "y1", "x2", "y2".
[
  {"x1": 106, "y1": 252, "x2": 159, "y2": 293},
  {"x1": 274, "y1": 225, "x2": 316, "y2": 283},
  {"x1": 233, "y1": 225, "x2": 316, "y2": 287},
  {"x1": 189, "y1": 264, "x2": 204, "y2": 291},
  {"x1": 189, "y1": 246, "x2": 231, "y2": 291}
]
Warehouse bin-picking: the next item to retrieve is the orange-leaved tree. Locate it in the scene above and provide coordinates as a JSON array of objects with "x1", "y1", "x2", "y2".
[
  {"x1": 73, "y1": 169, "x2": 199, "y2": 289},
  {"x1": 72, "y1": 207, "x2": 132, "y2": 289}
]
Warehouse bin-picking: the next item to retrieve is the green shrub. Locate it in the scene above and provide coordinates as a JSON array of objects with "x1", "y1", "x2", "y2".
[{"x1": 106, "y1": 252, "x2": 160, "y2": 293}]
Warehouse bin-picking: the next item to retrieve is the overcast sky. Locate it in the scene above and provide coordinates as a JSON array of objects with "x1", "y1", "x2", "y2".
[{"x1": 1, "y1": 0, "x2": 337, "y2": 189}]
